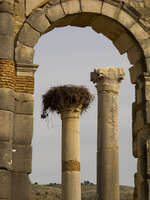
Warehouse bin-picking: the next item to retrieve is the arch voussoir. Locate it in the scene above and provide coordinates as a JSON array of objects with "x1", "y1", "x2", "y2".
[
  {"x1": 141, "y1": 39, "x2": 150, "y2": 73},
  {"x1": 45, "y1": 1, "x2": 65, "y2": 23},
  {"x1": 101, "y1": 2, "x2": 119, "y2": 19},
  {"x1": 113, "y1": 32, "x2": 137, "y2": 55},
  {"x1": 91, "y1": 15, "x2": 126, "y2": 43},
  {"x1": 18, "y1": 23, "x2": 40, "y2": 48},
  {"x1": 80, "y1": 0, "x2": 102, "y2": 13},
  {"x1": 130, "y1": 23, "x2": 149, "y2": 41},
  {"x1": 26, "y1": 8, "x2": 51, "y2": 34}
]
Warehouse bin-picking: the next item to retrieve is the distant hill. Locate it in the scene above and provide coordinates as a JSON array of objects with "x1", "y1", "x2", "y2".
[{"x1": 31, "y1": 184, "x2": 133, "y2": 200}]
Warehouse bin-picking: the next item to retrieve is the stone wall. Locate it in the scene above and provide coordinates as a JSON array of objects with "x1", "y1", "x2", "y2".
[{"x1": 0, "y1": 0, "x2": 149, "y2": 199}]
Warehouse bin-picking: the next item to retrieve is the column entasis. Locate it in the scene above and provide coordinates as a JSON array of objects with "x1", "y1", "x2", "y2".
[{"x1": 91, "y1": 67, "x2": 125, "y2": 200}]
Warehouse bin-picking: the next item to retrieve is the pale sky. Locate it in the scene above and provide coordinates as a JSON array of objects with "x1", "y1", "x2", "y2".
[{"x1": 29, "y1": 26, "x2": 136, "y2": 186}]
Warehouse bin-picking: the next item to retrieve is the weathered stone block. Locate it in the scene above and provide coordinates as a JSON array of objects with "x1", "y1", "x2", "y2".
[
  {"x1": 12, "y1": 172, "x2": 31, "y2": 200},
  {"x1": 48, "y1": 0, "x2": 60, "y2": 6},
  {"x1": 136, "y1": 88, "x2": 143, "y2": 104},
  {"x1": 0, "y1": 12, "x2": 13, "y2": 35},
  {"x1": 26, "y1": 0, "x2": 44, "y2": 16},
  {"x1": 0, "y1": 110, "x2": 13, "y2": 141},
  {"x1": 62, "y1": 0, "x2": 81, "y2": 15},
  {"x1": 18, "y1": 23, "x2": 40, "y2": 48},
  {"x1": 81, "y1": 0, "x2": 102, "y2": 13},
  {"x1": 137, "y1": 158, "x2": 146, "y2": 177},
  {"x1": 0, "y1": 1, "x2": 14, "y2": 13},
  {"x1": 27, "y1": 9, "x2": 51, "y2": 34},
  {"x1": 0, "y1": 35, "x2": 14, "y2": 59},
  {"x1": 15, "y1": 42, "x2": 35, "y2": 64},
  {"x1": 118, "y1": 10, "x2": 136, "y2": 29},
  {"x1": 0, "y1": 170, "x2": 11, "y2": 199},
  {"x1": 54, "y1": 14, "x2": 78, "y2": 27},
  {"x1": 135, "y1": 128, "x2": 150, "y2": 157},
  {"x1": 130, "y1": 23, "x2": 149, "y2": 41},
  {"x1": 92, "y1": 15, "x2": 125, "y2": 41},
  {"x1": 145, "y1": 101, "x2": 150, "y2": 124},
  {"x1": 147, "y1": 179, "x2": 150, "y2": 200},
  {"x1": 132, "y1": 137, "x2": 138, "y2": 158},
  {"x1": 0, "y1": 88, "x2": 15, "y2": 112},
  {"x1": 129, "y1": 66, "x2": 136, "y2": 84},
  {"x1": 12, "y1": 145, "x2": 32, "y2": 173},
  {"x1": 146, "y1": 58, "x2": 150, "y2": 73},
  {"x1": 113, "y1": 32, "x2": 136, "y2": 55},
  {"x1": 71, "y1": 13, "x2": 96, "y2": 28},
  {"x1": 134, "y1": 172, "x2": 147, "y2": 200},
  {"x1": 0, "y1": 141, "x2": 12, "y2": 170},
  {"x1": 127, "y1": 45, "x2": 142, "y2": 64},
  {"x1": 102, "y1": 2, "x2": 117, "y2": 19},
  {"x1": 46, "y1": 2, "x2": 65, "y2": 23},
  {"x1": 14, "y1": 114, "x2": 33, "y2": 145},
  {"x1": 15, "y1": 92, "x2": 33, "y2": 115},
  {"x1": 147, "y1": 139, "x2": 150, "y2": 176},
  {"x1": 142, "y1": 39, "x2": 150, "y2": 58},
  {"x1": 133, "y1": 109, "x2": 145, "y2": 133},
  {"x1": 145, "y1": 84, "x2": 150, "y2": 101},
  {"x1": 144, "y1": 0, "x2": 150, "y2": 8},
  {"x1": 15, "y1": 0, "x2": 25, "y2": 16},
  {"x1": 129, "y1": 61, "x2": 144, "y2": 84}
]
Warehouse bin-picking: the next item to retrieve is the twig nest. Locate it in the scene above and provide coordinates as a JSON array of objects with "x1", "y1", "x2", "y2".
[{"x1": 41, "y1": 85, "x2": 94, "y2": 118}]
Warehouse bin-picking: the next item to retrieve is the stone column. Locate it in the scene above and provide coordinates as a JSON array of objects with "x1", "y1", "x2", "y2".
[
  {"x1": 12, "y1": 63, "x2": 38, "y2": 200},
  {"x1": 0, "y1": 1, "x2": 15, "y2": 199},
  {"x1": 91, "y1": 67, "x2": 125, "y2": 200},
  {"x1": 61, "y1": 106, "x2": 81, "y2": 200}
]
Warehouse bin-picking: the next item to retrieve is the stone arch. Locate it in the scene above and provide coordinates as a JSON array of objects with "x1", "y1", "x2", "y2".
[
  {"x1": 14, "y1": 0, "x2": 150, "y2": 199},
  {"x1": 15, "y1": 0, "x2": 150, "y2": 67}
]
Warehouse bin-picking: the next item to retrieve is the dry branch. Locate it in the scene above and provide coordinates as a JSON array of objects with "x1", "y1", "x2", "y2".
[{"x1": 41, "y1": 85, "x2": 94, "y2": 118}]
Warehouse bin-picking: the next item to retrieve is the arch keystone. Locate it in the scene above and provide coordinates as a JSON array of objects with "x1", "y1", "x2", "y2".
[
  {"x1": 80, "y1": 0, "x2": 102, "y2": 13},
  {"x1": 61, "y1": 0, "x2": 81, "y2": 15}
]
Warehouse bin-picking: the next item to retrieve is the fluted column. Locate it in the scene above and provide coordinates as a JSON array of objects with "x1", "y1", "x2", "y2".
[
  {"x1": 91, "y1": 67, "x2": 125, "y2": 200},
  {"x1": 61, "y1": 106, "x2": 81, "y2": 200}
]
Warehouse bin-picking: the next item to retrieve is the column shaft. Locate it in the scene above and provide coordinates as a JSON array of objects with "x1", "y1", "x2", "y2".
[
  {"x1": 91, "y1": 67, "x2": 125, "y2": 200},
  {"x1": 97, "y1": 90, "x2": 119, "y2": 200},
  {"x1": 61, "y1": 108, "x2": 81, "y2": 200}
]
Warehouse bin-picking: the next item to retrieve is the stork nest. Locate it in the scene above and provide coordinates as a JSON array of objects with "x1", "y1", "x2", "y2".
[{"x1": 41, "y1": 85, "x2": 94, "y2": 118}]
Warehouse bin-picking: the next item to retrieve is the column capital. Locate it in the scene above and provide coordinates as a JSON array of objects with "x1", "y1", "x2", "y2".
[
  {"x1": 91, "y1": 67, "x2": 125, "y2": 83},
  {"x1": 60, "y1": 106, "x2": 82, "y2": 119},
  {"x1": 91, "y1": 67, "x2": 125, "y2": 93}
]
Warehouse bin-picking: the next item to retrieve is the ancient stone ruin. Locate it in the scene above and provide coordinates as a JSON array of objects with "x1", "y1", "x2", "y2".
[
  {"x1": 91, "y1": 67, "x2": 125, "y2": 200},
  {"x1": 0, "y1": 0, "x2": 150, "y2": 199},
  {"x1": 41, "y1": 85, "x2": 93, "y2": 200}
]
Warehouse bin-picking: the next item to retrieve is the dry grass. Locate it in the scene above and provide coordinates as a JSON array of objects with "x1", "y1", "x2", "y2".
[
  {"x1": 31, "y1": 184, "x2": 133, "y2": 200},
  {"x1": 41, "y1": 85, "x2": 94, "y2": 118}
]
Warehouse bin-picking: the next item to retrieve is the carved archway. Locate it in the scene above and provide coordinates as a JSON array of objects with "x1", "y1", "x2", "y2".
[{"x1": 14, "y1": 0, "x2": 150, "y2": 199}]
